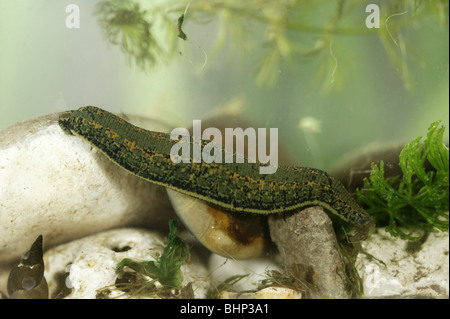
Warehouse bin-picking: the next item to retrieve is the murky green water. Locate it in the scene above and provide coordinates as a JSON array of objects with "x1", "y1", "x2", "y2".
[{"x1": 0, "y1": 0, "x2": 448, "y2": 169}]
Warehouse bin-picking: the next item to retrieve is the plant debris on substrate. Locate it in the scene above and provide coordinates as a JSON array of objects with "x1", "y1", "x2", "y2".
[{"x1": 96, "y1": 221, "x2": 192, "y2": 299}]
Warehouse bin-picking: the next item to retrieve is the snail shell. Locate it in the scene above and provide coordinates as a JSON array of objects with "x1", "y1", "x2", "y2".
[{"x1": 7, "y1": 235, "x2": 49, "y2": 299}]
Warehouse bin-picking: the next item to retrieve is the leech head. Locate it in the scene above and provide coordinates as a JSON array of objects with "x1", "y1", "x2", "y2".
[{"x1": 58, "y1": 110, "x2": 76, "y2": 135}]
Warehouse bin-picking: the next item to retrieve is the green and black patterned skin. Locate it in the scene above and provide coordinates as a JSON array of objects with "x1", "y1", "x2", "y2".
[{"x1": 59, "y1": 106, "x2": 372, "y2": 226}]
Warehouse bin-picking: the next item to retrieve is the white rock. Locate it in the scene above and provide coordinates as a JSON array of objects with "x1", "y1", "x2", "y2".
[
  {"x1": 0, "y1": 112, "x2": 176, "y2": 268},
  {"x1": 356, "y1": 228, "x2": 449, "y2": 298},
  {"x1": 44, "y1": 228, "x2": 210, "y2": 299}
]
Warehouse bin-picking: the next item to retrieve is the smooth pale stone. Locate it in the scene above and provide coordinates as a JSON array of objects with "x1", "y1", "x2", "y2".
[
  {"x1": 44, "y1": 228, "x2": 210, "y2": 299},
  {"x1": 356, "y1": 228, "x2": 449, "y2": 298},
  {"x1": 167, "y1": 189, "x2": 268, "y2": 259},
  {"x1": 0, "y1": 112, "x2": 176, "y2": 268}
]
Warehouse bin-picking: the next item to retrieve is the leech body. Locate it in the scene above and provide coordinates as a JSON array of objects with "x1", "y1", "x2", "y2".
[{"x1": 59, "y1": 106, "x2": 371, "y2": 226}]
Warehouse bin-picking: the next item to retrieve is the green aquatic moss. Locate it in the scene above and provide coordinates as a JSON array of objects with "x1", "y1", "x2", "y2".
[
  {"x1": 356, "y1": 121, "x2": 449, "y2": 240},
  {"x1": 97, "y1": 221, "x2": 190, "y2": 298},
  {"x1": 97, "y1": 221, "x2": 191, "y2": 298},
  {"x1": 115, "y1": 220, "x2": 190, "y2": 288}
]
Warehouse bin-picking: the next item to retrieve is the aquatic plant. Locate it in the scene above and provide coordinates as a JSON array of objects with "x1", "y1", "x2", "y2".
[
  {"x1": 356, "y1": 121, "x2": 449, "y2": 240},
  {"x1": 94, "y1": 0, "x2": 448, "y2": 88},
  {"x1": 116, "y1": 220, "x2": 190, "y2": 288},
  {"x1": 97, "y1": 220, "x2": 190, "y2": 298}
]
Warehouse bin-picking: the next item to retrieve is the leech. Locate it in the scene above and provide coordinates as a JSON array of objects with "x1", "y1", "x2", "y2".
[{"x1": 59, "y1": 106, "x2": 372, "y2": 227}]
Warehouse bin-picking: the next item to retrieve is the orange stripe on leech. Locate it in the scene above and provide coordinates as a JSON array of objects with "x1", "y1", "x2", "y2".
[
  {"x1": 123, "y1": 138, "x2": 139, "y2": 153},
  {"x1": 88, "y1": 119, "x2": 104, "y2": 130},
  {"x1": 105, "y1": 129, "x2": 120, "y2": 141}
]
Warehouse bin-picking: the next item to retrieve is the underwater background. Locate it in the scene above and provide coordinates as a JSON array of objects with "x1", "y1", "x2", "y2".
[{"x1": 0, "y1": 0, "x2": 448, "y2": 169}]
